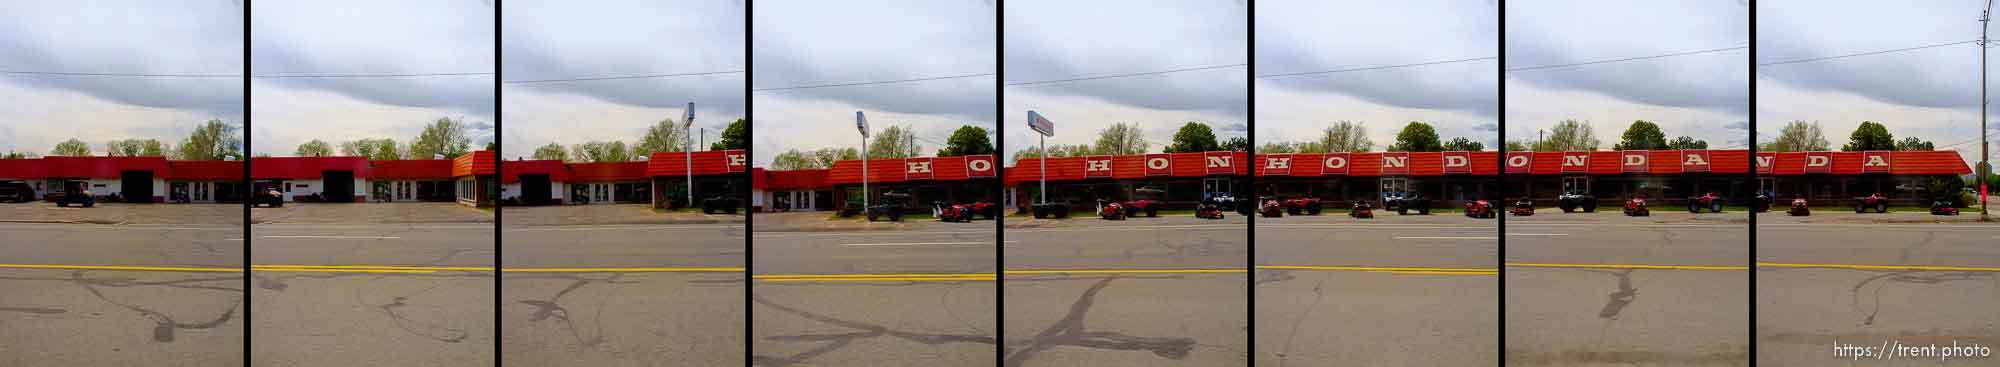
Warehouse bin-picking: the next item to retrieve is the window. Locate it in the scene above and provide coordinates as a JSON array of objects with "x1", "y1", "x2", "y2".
[
  {"x1": 1380, "y1": 177, "x2": 1408, "y2": 197},
  {"x1": 1562, "y1": 176, "x2": 1590, "y2": 193}
]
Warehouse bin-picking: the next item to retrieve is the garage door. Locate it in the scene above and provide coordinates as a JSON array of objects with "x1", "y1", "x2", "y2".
[
  {"x1": 323, "y1": 171, "x2": 355, "y2": 203},
  {"x1": 521, "y1": 174, "x2": 551, "y2": 206},
  {"x1": 121, "y1": 170, "x2": 153, "y2": 203}
]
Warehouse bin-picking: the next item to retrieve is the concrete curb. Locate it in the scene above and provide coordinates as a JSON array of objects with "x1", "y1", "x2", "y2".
[{"x1": 0, "y1": 219, "x2": 85, "y2": 224}]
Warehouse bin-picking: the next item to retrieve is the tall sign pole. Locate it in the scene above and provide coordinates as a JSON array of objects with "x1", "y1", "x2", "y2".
[
  {"x1": 857, "y1": 111, "x2": 870, "y2": 211},
  {"x1": 684, "y1": 102, "x2": 695, "y2": 208},
  {"x1": 1984, "y1": 0, "x2": 1993, "y2": 221},
  {"x1": 1028, "y1": 111, "x2": 1055, "y2": 205}
]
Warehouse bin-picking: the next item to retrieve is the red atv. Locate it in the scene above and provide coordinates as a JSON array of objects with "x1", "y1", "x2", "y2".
[
  {"x1": 1097, "y1": 199, "x2": 1127, "y2": 220},
  {"x1": 1854, "y1": 193, "x2": 1889, "y2": 213},
  {"x1": 1120, "y1": 199, "x2": 1163, "y2": 218},
  {"x1": 1282, "y1": 198, "x2": 1324, "y2": 215},
  {"x1": 933, "y1": 201, "x2": 977, "y2": 223},
  {"x1": 1931, "y1": 199, "x2": 1959, "y2": 215},
  {"x1": 1687, "y1": 192, "x2": 1723, "y2": 213},
  {"x1": 1464, "y1": 199, "x2": 1496, "y2": 219},
  {"x1": 1195, "y1": 199, "x2": 1226, "y2": 219},
  {"x1": 964, "y1": 201, "x2": 1000, "y2": 219},
  {"x1": 1788, "y1": 197, "x2": 1810, "y2": 216},
  {"x1": 1259, "y1": 198, "x2": 1283, "y2": 218},
  {"x1": 1624, "y1": 196, "x2": 1650, "y2": 216},
  {"x1": 1510, "y1": 198, "x2": 1535, "y2": 216},
  {"x1": 1350, "y1": 201, "x2": 1374, "y2": 218}
]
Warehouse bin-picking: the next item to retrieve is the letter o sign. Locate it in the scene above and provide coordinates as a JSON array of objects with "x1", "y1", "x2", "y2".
[
  {"x1": 1508, "y1": 155, "x2": 1530, "y2": 167},
  {"x1": 1147, "y1": 157, "x2": 1169, "y2": 170},
  {"x1": 968, "y1": 159, "x2": 992, "y2": 172},
  {"x1": 1325, "y1": 156, "x2": 1347, "y2": 169}
]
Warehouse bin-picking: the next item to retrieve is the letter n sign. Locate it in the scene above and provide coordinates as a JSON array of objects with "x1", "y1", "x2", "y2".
[
  {"x1": 965, "y1": 155, "x2": 995, "y2": 177},
  {"x1": 725, "y1": 149, "x2": 748, "y2": 172},
  {"x1": 1322, "y1": 153, "x2": 1350, "y2": 175},
  {"x1": 1380, "y1": 152, "x2": 1410, "y2": 175},
  {"x1": 1144, "y1": 154, "x2": 1171, "y2": 176},
  {"x1": 1561, "y1": 151, "x2": 1589, "y2": 173},
  {"x1": 1621, "y1": 151, "x2": 1648, "y2": 173},
  {"x1": 1803, "y1": 152, "x2": 1832, "y2": 173},
  {"x1": 1862, "y1": 151, "x2": 1892, "y2": 173},
  {"x1": 1204, "y1": 151, "x2": 1234, "y2": 174},
  {"x1": 1084, "y1": 156, "x2": 1114, "y2": 178},
  {"x1": 905, "y1": 157, "x2": 934, "y2": 180},
  {"x1": 1681, "y1": 150, "x2": 1711, "y2": 172},
  {"x1": 1756, "y1": 152, "x2": 1776, "y2": 174},
  {"x1": 1505, "y1": 152, "x2": 1533, "y2": 174},
  {"x1": 1264, "y1": 154, "x2": 1292, "y2": 175},
  {"x1": 1442, "y1": 151, "x2": 1471, "y2": 174}
]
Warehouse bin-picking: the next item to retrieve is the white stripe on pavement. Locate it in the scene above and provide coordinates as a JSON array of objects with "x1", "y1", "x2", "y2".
[
  {"x1": 840, "y1": 241, "x2": 1019, "y2": 246},
  {"x1": 1395, "y1": 236, "x2": 1498, "y2": 240},
  {"x1": 261, "y1": 235, "x2": 401, "y2": 239}
]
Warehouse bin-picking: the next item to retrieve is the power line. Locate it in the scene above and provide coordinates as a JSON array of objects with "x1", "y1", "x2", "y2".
[
  {"x1": 0, "y1": 70, "x2": 240, "y2": 78},
  {"x1": 1256, "y1": 56, "x2": 1496, "y2": 79},
  {"x1": 502, "y1": 70, "x2": 744, "y2": 84},
  {"x1": 1756, "y1": 40, "x2": 1975, "y2": 67},
  {"x1": 1005, "y1": 64, "x2": 1246, "y2": 86},
  {"x1": 1505, "y1": 45, "x2": 1747, "y2": 72},
  {"x1": 251, "y1": 72, "x2": 493, "y2": 78},
  {"x1": 751, "y1": 73, "x2": 995, "y2": 92}
]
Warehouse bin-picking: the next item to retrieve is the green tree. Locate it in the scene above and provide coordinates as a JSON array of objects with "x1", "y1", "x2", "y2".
[
  {"x1": 570, "y1": 141, "x2": 633, "y2": 162},
  {"x1": 175, "y1": 119, "x2": 242, "y2": 160},
  {"x1": 1533, "y1": 119, "x2": 1600, "y2": 152},
  {"x1": 935, "y1": 125, "x2": 995, "y2": 157},
  {"x1": 50, "y1": 138, "x2": 92, "y2": 156},
  {"x1": 1842, "y1": 121, "x2": 1896, "y2": 151},
  {"x1": 1612, "y1": 120, "x2": 1668, "y2": 150},
  {"x1": 771, "y1": 149, "x2": 822, "y2": 170},
  {"x1": 635, "y1": 117, "x2": 690, "y2": 157},
  {"x1": 106, "y1": 138, "x2": 167, "y2": 156},
  {"x1": 1443, "y1": 137, "x2": 1485, "y2": 151},
  {"x1": 340, "y1": 138, "x2": 402, "y2": 160},
  {"x1": 2, "y1": 151, "x2": 34, "y2": 159},
  {"x1": 1505, "y1": 140, "x2": 1531, "y2": 152},
  {"x1": 1763, "y1": 120, "x2": 1830, "y2": 152},
  {"x1": 408, "y1": 117, "x2": 471, "y2": 159},
  {"x1": 1011, "y1": 144, "x2": 1095, "y2": 162},
  {"x1": 1086, "y1": 122, "x2": 1151, "y2": 155},
  {"x1": 1259, "y1": 141, "x2": 1301, "y2": 153},
  {"x1": 1162, "y1": 122, "x2": 1219, "y2": 153},
  {"x1": 1317, "y1": 121, "x2": 1373, "y2": 153},
  {"x1": 1388, "y1": 121, "x2": 1444, "y2": 152},
  {"x1": 1666, "y1": 136, "x2": 1709, "y2": 150},
  {"x1": 294, "y1": 139, "x2": 334, "y2": 157},
  {"x1": 711, "y1": 118, "x2": 749, "y2": 151},
  {"x1": 1894, "y1": 136, "x2": 1935, "y2": 151},
  {"x1": 532, "y1": 143, "x2": 568, "y2": 161},
  {"x1": 866, "y1": 125, "x2": 919, "y2": 158},
  {"x1": 812, "y1": 147, "x2": 860, "y2": 168},
  {"x1": 1223, "y1": 136, "x2": 1250, "y2": 152}
]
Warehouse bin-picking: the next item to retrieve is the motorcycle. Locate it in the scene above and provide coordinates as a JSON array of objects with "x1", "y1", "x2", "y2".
[
  {"x1": 1624, "y1": 196, "x2": 1650, "y2": 216},
  {"x1": 1510, "y1": 198, "x2": 1535, "y2": 216},
  {"x1": 1259, "y1": 198, "x2": 1283, "y2": 218},
  {"x1": 1350, "y1": 200, "x2": 1374, "y2": 219},
  {"x1": 1464, "y1": 199, "x2": 1496, "y2": 219},
  {"x1": 1788, "y1": 197, "x2": 1810, "y2": 216},
  {"x1": 1687, "y1": 192, "x2": 1723, "y2": 213},
  {"x1": 1855, "y1": 193, "x2": 1889, "y2": 213}
]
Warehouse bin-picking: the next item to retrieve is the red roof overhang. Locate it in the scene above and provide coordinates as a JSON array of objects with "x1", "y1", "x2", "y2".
[
  {"x1": 1003, "y1": 151, "x2": 1246, "y2": 185},
  {"x1": 163, "y1": 160, "x2": 243, "y2": 180},
  {"x1": 1756, "y1": 150, "x2": 1971, "y2": 175},
  {"x1": 829, "y1": 155, "x2": 998, "y2": 185},
  {"x1": 250, "y1": 156, "x2": 371, "y2": 179},
  {"x1": 452, "y1": 150, "x2": 497, "y2": 177},
  {"x1": 501, "y1": 160, "x2": 570, "y2": 184},
  {"x1": 567, "y1": 161, "x2": 649, "y2": 182},
  {"x1": 645, "y1": 149, "x2": 748, "y2": 177},
  {"x1": 371, "y1": 160, "x2": 455, "y2": 180}
]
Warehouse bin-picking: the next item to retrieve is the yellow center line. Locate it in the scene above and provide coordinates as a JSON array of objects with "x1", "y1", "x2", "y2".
[
  {"x1": 755, "y1": 273, "x2": 991, "y2": 279},
  {"x1": 1005, "y1": 269, "x2": 1246, "y2": 275},
  {"x1": 1506, "y1": 262, "x2": 1749, "y2": 270},
  {"x1": 506, "y1": 267, "x2": 745, "y2": 273},
  {"x1": 254, "y1": 265, "x2": 494, "y2": 271},
  {"x1": 1756, "y1": 262, "x2": 2000, "y2": 272},
  {"x1": 1383, "y1": 271, "x2": 1499, "y2": 275},
  {"x1": 0, "y1": 264, "x2": 242, "y2": 272},
  {"x1": 1259, "y1": 265, "x2": 1499, "y2": 272}
]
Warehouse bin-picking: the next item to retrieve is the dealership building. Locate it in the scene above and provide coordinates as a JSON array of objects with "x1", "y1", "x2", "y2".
[
  {"x1": 1754, "y1": 150, "x2": 1971, "y2": 203},
  {"x1": 750, "y1": 154, "x2": 998, "y2": 212},
  {"x1": 499, "y1": 150, "x2": 747, "y2": 208},
  {"x1": 0, "y1": 156, "x2": 245, "y2": 203},
  {"x1": 1252, "y1": 151, "x2": 1499, "y2": 205},
  {"x1": 1004, "y1": 151, "x2": 1249, "y2": 210}
]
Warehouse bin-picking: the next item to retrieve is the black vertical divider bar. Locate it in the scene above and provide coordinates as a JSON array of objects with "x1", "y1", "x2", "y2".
[
  {"x1": 1745, "y1": 1, "x2": 1757, "y2": 362},
  {"x1": 1243, "y1": 0, "x2": 1257, "y2": 364},
  {"x1": 993, "y1": 0, "x2": 1006, "y2": 365},
  {"x1": 241, "y1": 0, "x2": 253, "y2": 362},
  {"x1": 743, "y1": 0, "x2": 755, "y2": 364},
  {"x1": 1495, "y1": 1, "x2": 1507, "y2": 365},
  {"x1": 491, "y1": 1, "x2": 504, "y2": 365}
]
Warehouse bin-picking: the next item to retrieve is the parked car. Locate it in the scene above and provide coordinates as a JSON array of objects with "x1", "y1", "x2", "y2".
[
  {"x1": 1384, "y1": 191, "x2": 1432, "y2": 215},
  {"x1": 1623, "y1": 196, "x2": 1650, "y2": 216},
  {"x1": 1687, "y1": 192, "x2": 1723, "y2": 213},
  {"x1": 1788, "y1": 197, "x2": 1810, "y2": 216},
  {"x1": 1511, "y1": 198, "x2": 1535, "y2": 216},
  {"x1": 53, "y1": 181, "x2": 93, "y2": 208},
  {"x1": 1281, "y1": 197, "x2": 1323, "y2": 216},
  {"x1": 1558, "y1": 190, "x2": 1597, "y2": 213},
  {"x1": 1349, "y1": 200, "x2": 1374, "y2": 218},
  {"x1": 0, "y1": 181, "x2": 33, "y2": 203},
  {"x1": 1854, "y1": 193, "x2": 1889, "y2": 213},
  {"x1": 1464, "y1": 199, "x2": 1496, "y2": 219}
]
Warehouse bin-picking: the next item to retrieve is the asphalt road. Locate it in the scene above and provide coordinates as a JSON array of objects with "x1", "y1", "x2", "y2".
[
  {"x1": 751, "y1": 219, "x2": 997, "y2": 366},
  {"x1": 250, "y1": 223, "x2": 494, "y2": 367},
  {"x1": 1004, "y1": 215, "x2": 1248, "y2": 367},
  {"x1": 502, "y1": 223, "x2": 745, "y2": 367},
  {"x1": 1756, "y1": 213, "x2": 2000, "y2": 366},
  {"x1": 1505, "y1": 212, "x2": 1750, "y2": 366},
  {"x1": 0, "y1": 222, "x2": 243, "y2": 366},
  {"x1": 1255, "y1": 214, "x2": 1498, "y2": 366}
]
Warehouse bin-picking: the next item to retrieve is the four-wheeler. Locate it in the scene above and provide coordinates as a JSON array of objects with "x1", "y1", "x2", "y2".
[
  {"x1": 254, "y1": 188, "x2": 284, "y2": 208},
  {"x1": 1751, "y1": 190, "x2": 1774, "y2": 213},
  {"x1": 1510, "y1": 198, "x2": 1535, "y2": 216},
  {"x1": 701, "y1": 195, "x2": 741, "y2": 214},
  {"x1": 1030, "y1": 201, "x2": 1070, "y2": 219},
  {"x1": 1258, "y1": 197, "x2": 1284, "y2": 218},
  {"x1": 1854, "y1": 193, "x2": 1889, "y2": 213},
  {"x1": 1623, "y1": 196, "x2": 1650, "y2": 216},
  {"x1": 1687, "y1": 192, "x2": 1724, "y2": 213},
  {"x1": 1464, "y1": 199, "x2": 1496, "y2": 219},
  {"x1": 53, "y1": 181, "x2": 94, "y2": 208},
  {"x1": 0, "y1": 180, "x2": 33, "y2": 203},
  {"x1": 1096, "y1": 198, "x2": 1128, "y2": 220},
  {"x1": 1120, "y1": 187, "x2": 1167, "y2": 218},
  {"x1": 962, "y1": 201, "x2": 1001, "y2": 219},
  {"x1": 1931, "y1": 198, "x2": 1960, "y2": 216},
  {"x1": 1384, "y1": 192, "x2": 1433, "y2": 215},
  {"x1": 1281, "y1": 197, "x2": 1324, "y2": 216},
  {"x1": 1350, "y1": 200, "x2": 1375, "y2": 218},
  {"x1": 1558, "y1": 190, "x2": 1597, "y2": 213},
  {"x1": 1788, "y1": 197, "x2": 1810, "y2": 216},
  {"x1": 865, "y1": 192, "x2": 909, "y2": 222},
  {"x1": 1207, "y1": 192, "x2": 1251, "y2": 216},
  {"x1": 933, "y1": 201, "x2": 978, "y2": 222},
  {"x1": 1195, "y1": 197, "x2": 1226, "y2": 219}
]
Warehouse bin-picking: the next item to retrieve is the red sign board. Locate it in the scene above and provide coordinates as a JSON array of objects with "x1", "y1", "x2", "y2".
[
  {"x1": 1084, "y1": 155, "x2": 1114, "y2": 178},
  {"x1": 1505, "y1": 152, "x2": 1533, "y2": 174},
  {"x1": 1862, "y1": 150, "x2": 1892, "y2": 173},
  {"x1": 1321, "y1": 153, "x2": 1349, "y2": 175},
  {"x1": 1380, "y1": 152, "x2": 1410, "y2": 175},
  {"x1": 1802, "y1": 152, "x2": 1833, "y2": 173},
  {"x1": 1144, "y1": 154, "x2": 1171, "y2": 176},
  {"x1": 1442, "y1": 151, "x2": 1471, "y2": 174},
  {"x1": 904, "y1": 157, "x2": 934, "y2": 180},
  {"x1": 725, "y1": 149, "x2": 748, "y2": 172},
  {"x1": 1621, "y1": 151, "x2": 1648, "y2": 173},
  {"x1": 1681, "y1": 150, "x2": 1711, "y2": 172},
  {"x1": 1756, "y1": 152, "x2": 1776, "y2": 174},
  {"x1": 1204, "y1": 151, "x2": 1234, "y2": 174},
  {"x1": 1263, "y1": 154, "x2": 1293, "y2": 175},
  {"x1": 965, "y1": 155, "x2": 995, "y2": 177},
  {"x1": 1561, "y1": 151, "x2": 1590, "y2": 173}
]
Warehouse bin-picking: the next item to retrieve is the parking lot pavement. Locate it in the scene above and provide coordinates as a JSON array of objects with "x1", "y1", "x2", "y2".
[
  {"x1": 503, "y1": 203, "x2": 743, "y2": 226},
  {"x1": 1004, "y1": 215, "x2": 1248, "y2": 366},
  {"x1": 0, "y1": 202, "x2": 240, "y2": 225},
  {"x1": 1254, "y1": 214, "x2": 1497, "y2": 366},
  {"x1": 501, "y1": 222, "x2": 745, "y2": 366},
  {"x1": 1506, "y1": 212, "x2": 1750, "y2": 366},
  {"x1": 1755, "y1": 215, "x2": 2000, "y2": 365},
  {"x1": 251, "y1": 205, "x2": 494, "y2": 367},
  {"x1": 751, "y1": 213, "x2": 996, "y2": 366},
  {"x1": 0, "y1": 222, "x2": 243, "y2": 366}
]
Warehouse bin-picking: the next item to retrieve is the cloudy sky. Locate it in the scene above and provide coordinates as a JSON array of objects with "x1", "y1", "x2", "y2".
[
  {"x1": 1255, "y1": 0, "x2": 1496, "y2": 150},
  {"x1": 1506, "y1": 0, "x2": 1749, "y2": 150},
  {"x1": 0, "y1": 1, "x2": 243, "y2": 156},
  {"x1": 1003, "y1": 0, "x2": 1247, "y2": 161},
  {"x1": 251, "y1": 0, "x2": 493, "y2": 157},
  {"x1": 751, "y1": 0, "x2": 995, "y2": 166},
  {"x1": 1758, "y1": 0, "x2": 1991, "y2": 164},
  {"x1": 502, "y1": 0, "x2": 743, "y2": 161}
]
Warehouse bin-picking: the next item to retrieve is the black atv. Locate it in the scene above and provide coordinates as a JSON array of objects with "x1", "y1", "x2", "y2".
[
  {"x1": 1557, "y1": 190, "x2": 1596, "y2": 213},
  {"x1": 866, "y1": 192, "x2": 910, "y2": 222},
  {"x1": 701, "y1": 195, "x2": 741, "y2": 214},
  {"x1": 1384, "y1": 191, "x2": 1432, "y2": 215},
  {"x1": 53, "y1": 181, "x2": 94, "y2": 208}
]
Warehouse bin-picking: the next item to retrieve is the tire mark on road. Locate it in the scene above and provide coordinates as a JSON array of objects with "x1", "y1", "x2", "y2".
[
  {"x1": 750, "y1": 293, "x2": 995, "y2": 366},
  {"x1": 1002, "y1": 276, "x2": 1198, "y2": 367}
]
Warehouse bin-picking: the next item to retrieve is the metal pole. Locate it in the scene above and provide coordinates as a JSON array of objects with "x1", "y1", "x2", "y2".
[
  {"x1": 685, "y1": 130, "x2": 693, "y2": 208},
  {"x1": 1984, "y1": 0, "x2": 1992, "y2": 221},
  {"x1": 862, "y1": 136, "x2": 869, "y2": 211},
  {"x1": 1039, "y1": 134, "x2": 1046, "y2": 205}
]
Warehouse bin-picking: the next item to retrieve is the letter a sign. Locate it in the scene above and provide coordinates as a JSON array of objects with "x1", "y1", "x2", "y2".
[
  {"x1": 1861, "y1": 151, "x2": 1892, "y2": 173},
  {"x1": 1442, "y1": 151, "x2": 1471, "y2": 174},
  {"x1": 1322, "y1": 153, "x2": 1350, "y2": 175},
  {"x1": 1680, "y1": 150, "x2": 1710, "y2": 172},
  {"x1": 905, "y1": 157, "x2": 934, "y2": 180},
  {"x1": 1803, "y1": 152, "x2": 1832, "y2": 173},
  {"x1": 1381, "y1": 152, "x2": 1410, "y2": 175},
  {"x1": 1144, "y1": 154, "x2": 1171, "y2": 176},
  {"x1": 1084, "y1": 155, "x2": 1113, "y2": 178},
  {"x1": 1264, "y1": 154, "x2": 1293, "y2": 175}
]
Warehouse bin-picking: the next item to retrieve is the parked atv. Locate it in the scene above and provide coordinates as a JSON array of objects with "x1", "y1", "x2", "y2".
[
  {"x1": 1259, "y1": 197, "x2": 1283, "y2": 218},
  {"x1": 1121, "y1": 187, "x2": 1166, "y2": 218},
  {"x1": 1687, "y1": 192, "x2": 1723, "y2": 213},
  {"x1": 1788, "y1": 197, "x2": 1810, "y2": 216},
  {"x1": 1195, "y1": 198, "x2": 1226, "y2": 219},
  {"x1": 1854, "y1": 193, "x2": 1889, "y2": 213},
  {"x1": 701, "y1": 195, "x2": 741, "y2": 214},
  {"x1": 865, "y1": 193, "x2": 908, "y2": 222},
  {"x1": 253, "y1": 188, "x2": 284, "y2": 208},
  {"x1": 1751, "y1": 190, "x2": 1774, "y2": 213},
  {"x1": 1624, "y1": 196, "x2": 1650, "y2": 216},
  {"x1": 1276, "y1": 197, "x2": 1324, "y2": 215},
  {"x1": 1932, "y1": 199, "x2": 1960, "y2": 215},
  {"x1": 53, "y1": 181, "x2": 94, "y2": 208},
  {"x1": 1350, "y1": 200, "x2": 1375, "y2": 218},
  {"x1": 1384, "y1": 192, "x2": 1432, "y2": 215},
  {"x1": 1030, "y1": 202, "x2": 1070, "y2": 219},
  {"x1": 933, "y1": 201, "x2": 976, "y2": 222},
  {"x1": 1511, "y1": 198, "x2": 1535, "y2": 216},
  {"x1": 1464, "y1": 199, "x2": 1496, "y2": 219},
  {"x1": 1097, "y1": 199, "x2": 1127, "y2": 220},
  {"x1": 1558, "y1": 190, "x2": 1597, "y2": 213},
  {"x1": 962, "y1": 201, "x2": 1001, "y2": 219},
  {"x1": 1208, "y1": 192, "x2": 1251, "y2": 216}
]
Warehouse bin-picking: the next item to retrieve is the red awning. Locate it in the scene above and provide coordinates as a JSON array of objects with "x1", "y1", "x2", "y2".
[
  {"x1": 250, "y1": 156, "x2": 371, "y2": 179},
  {"x1": 568, "y1": 161, "x2": 649, "y2": 182},
  {"x1": 163, "y1": 160, "x2": 243, "y2": 180},
  {"x1": 645, "y1": 149, "x2": 747, "y2": 177},
  {"x1": 829, "y1": 155, "x2": 997, "y2": 185},
  {"x1": 371, "y1": 160, "x2": 455, "y2": 180},
  {"x1": 1758, "y1": 150, "x2": 1970, "y2": 175},
  {"x1": 1004, "y1": 152, "x2": 1246, "y2": 185},
  {"x1": 502, "y1": 160, "x2": 571, "y2": 184}
]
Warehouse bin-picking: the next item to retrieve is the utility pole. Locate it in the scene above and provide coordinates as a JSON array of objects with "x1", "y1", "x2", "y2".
[{"x1": 1984, "y1": 0, "x2": 1993, "y2": 221}]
